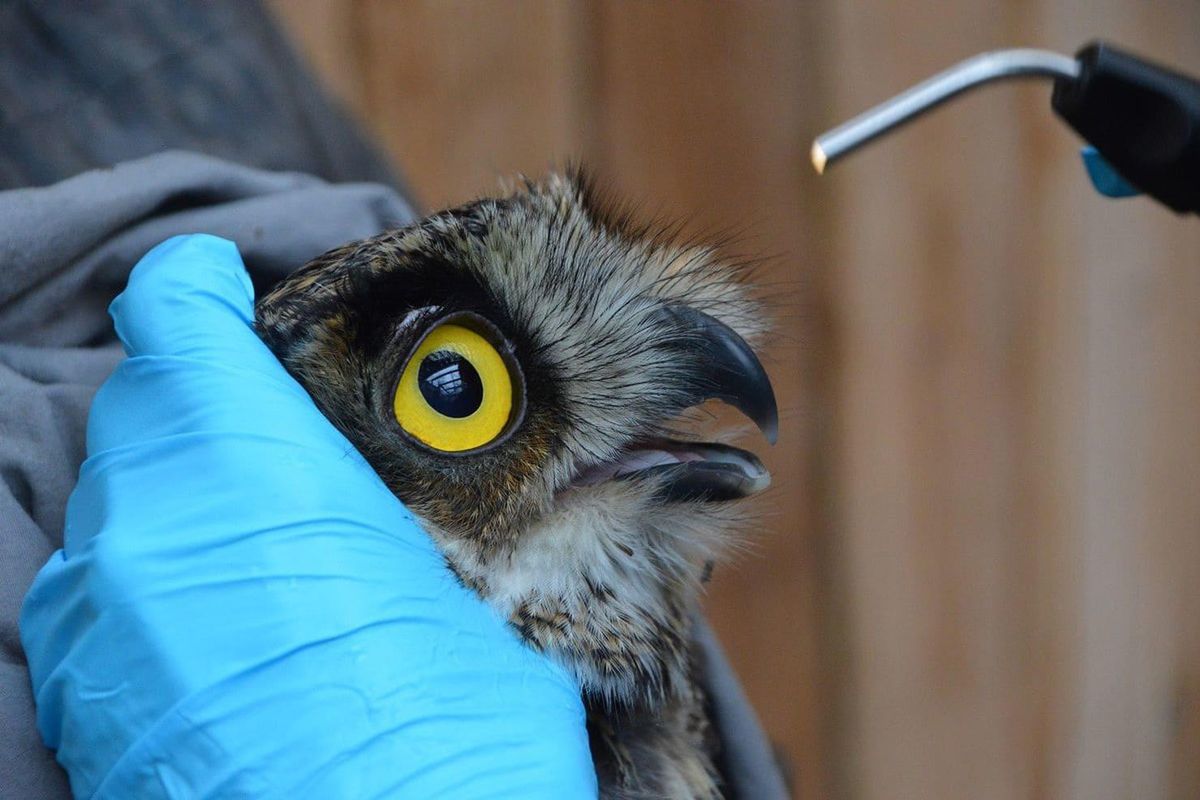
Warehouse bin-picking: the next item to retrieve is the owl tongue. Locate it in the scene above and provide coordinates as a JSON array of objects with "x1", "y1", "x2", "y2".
[
  {"x1": 574, "y1": 449, "x2": 694, "y2": 486},
  {"x1": 571, "y1": 440, "x2": 770, "y2": 502}
]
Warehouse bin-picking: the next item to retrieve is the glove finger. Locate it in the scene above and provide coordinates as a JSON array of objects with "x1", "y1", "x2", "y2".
[{"x1": 111, "y1": 235, "x2": 278, "y2": 375}]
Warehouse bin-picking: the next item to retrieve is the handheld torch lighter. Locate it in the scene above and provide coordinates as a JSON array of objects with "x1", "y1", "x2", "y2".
[{"x1": 812, "y1": 41, "x2": 1200, "y2": 215}]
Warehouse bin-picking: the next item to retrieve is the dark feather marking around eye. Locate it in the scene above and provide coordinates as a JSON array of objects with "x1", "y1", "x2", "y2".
[
  {"x1": 360, "y1": 375, "x2": 375, "y2": 416},
  {"x1": 336, "y1": 251, "x2": 488, "y2": 357}
]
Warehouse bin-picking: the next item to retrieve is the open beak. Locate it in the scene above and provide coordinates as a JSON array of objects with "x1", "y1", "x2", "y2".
[{"x1": 575, "y1": 307, "x2": 778, "y2": 503}]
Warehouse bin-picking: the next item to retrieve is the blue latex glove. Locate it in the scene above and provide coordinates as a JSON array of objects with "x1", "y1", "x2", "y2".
[{"x1": 20, "y1": 235, "x2": 596, "y2": 799}]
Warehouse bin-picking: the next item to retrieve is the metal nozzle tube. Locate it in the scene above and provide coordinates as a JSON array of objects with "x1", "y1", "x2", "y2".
[{"x1": 812, "y1": 48, "x2": 1081, "y2": 173}]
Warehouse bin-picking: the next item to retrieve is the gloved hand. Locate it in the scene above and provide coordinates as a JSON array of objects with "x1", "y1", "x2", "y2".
[{"x1": 19, "y1": 235, "x2": 596, "y2": 799}]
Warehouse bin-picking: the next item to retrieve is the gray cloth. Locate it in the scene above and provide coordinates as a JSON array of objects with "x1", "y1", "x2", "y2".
[
  {"x1": 0, "y1": 152, "x2": 787, "y2": 799},
  {"x1": 0, "y1": 0, "x2": 401, "y2": 192}
]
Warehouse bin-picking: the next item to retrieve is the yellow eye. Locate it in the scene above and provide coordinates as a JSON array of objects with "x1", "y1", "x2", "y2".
[{"x1": 393, "y1": 320, "x2": 517, "y2": 453}]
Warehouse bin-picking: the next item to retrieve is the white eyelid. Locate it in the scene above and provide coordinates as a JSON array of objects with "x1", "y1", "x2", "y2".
[{"x1": 399, "y1": 305, "x2": 441, "y2": 332}]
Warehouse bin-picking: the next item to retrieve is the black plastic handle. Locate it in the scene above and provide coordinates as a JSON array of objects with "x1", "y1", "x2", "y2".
[{"x1": 1052, "y1": 41, "x2": 1200, "y2": 214}]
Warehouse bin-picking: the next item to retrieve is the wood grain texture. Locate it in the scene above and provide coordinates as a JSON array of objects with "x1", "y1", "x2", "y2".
[
  {"x1": 269, "y1": 2, "x2": 1200, "y2": 797},
  {"x1": 827, "y1": 3, "x2": 1078, "y2": 795},
  {"x1": 828, "y1": 3, "x2": 1200, "y2": 799},
  {"x1": 355, "y1": 0, "x2": 586, "y2": 209}
]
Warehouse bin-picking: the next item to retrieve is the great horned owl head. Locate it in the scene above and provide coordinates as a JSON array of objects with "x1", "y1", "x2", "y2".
[{"x1": 255, "y1": 174, "x2": 776, "y2": 667}]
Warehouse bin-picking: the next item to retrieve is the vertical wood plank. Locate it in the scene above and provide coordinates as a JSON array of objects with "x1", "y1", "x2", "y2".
[
  {"x1": 828, "y1": 2, "x2": 1200, "y2": 799},
  {"x1": 826, "y1": 2, "x2": 1080, "y2": 798},
  {"x1": 355, "y1": 0, "x2": 585, "y2": 208}
]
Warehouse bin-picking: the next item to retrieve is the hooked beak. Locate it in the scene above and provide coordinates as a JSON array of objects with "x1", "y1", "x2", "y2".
[{"x1": 661, "y1": 305, "x2": 778, "y2": 444}]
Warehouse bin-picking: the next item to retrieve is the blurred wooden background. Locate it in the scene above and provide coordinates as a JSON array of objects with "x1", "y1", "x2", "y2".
[{"x1": 268, "y1": 2, "x2": 1200, "y2": 798}]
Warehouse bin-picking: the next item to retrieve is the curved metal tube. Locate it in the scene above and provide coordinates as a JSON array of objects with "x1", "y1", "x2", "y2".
[{"x1": 812, "y1": 48, "x2": 1081, "y2": 172}]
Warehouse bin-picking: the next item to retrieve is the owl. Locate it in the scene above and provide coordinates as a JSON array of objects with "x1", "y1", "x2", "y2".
[{"x1": 254, "y1": 172, "x2": 777, "y2": 799}]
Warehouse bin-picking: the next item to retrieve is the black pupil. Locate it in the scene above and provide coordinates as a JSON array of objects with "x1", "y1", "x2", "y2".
[{"x1": 418, "y1": 350, "x2": 484, "y2": 418}]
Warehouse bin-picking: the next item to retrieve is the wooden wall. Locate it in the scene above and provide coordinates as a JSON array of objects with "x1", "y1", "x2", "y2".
[{"x1": 268, "y1": 2, "x2": 1200, "y2": 798}]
